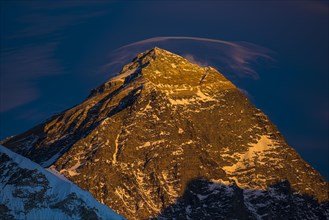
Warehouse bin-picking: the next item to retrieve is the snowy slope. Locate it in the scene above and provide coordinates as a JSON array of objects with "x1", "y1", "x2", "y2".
[{"x1": 0, "y1": 145, "x2": 125, "y2": 220}]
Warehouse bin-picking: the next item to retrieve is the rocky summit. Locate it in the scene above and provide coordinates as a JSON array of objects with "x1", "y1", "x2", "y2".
[{"x1": 1, "y1": 47, "x2": 328, "y2": 219}]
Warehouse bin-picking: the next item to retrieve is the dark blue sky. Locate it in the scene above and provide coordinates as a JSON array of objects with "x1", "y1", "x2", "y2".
[{"x1": 0, "y1": 1, "x2": 328, "y2": 179}]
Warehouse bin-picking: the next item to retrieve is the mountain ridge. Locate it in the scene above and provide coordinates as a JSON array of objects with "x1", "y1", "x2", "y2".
[
  {"x1": 0, "y1": 145, "x2": 125, "y2": 220},
  {"x1": 1, "y1": 47, "x2": 328, "y2": 219}
]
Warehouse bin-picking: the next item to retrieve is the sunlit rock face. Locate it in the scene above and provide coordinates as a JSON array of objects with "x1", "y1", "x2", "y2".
[{"x1": 2, "y1": 48, "x2": 328, "y2": 219}]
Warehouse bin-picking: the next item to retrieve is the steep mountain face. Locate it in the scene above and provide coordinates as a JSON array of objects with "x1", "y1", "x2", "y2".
[
  {"x1": 1, "y1": 48, "x2": 328, "y2": 219},
  {"x1": 0, "y1": 145, "x2": 125, "y2": 220}
]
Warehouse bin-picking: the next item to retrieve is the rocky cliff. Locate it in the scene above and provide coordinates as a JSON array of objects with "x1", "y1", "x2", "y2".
[{"x1": 2, "y1": 47, "x2": 328, "y2": 219}]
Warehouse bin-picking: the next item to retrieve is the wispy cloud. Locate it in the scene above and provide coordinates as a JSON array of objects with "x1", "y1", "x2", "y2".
[
  {"x1": 183, "y1": 54, "x2": 208, "y2": 67},
  {"x1": 119, "y1": 36, "x2": 239, "y2": 49},
  {"x1": 14, "y1": 10, "x2": 107, "y2": 39},
  {"x1": 101, "y1": 36, "x2": 274, "y2": 80},
  {"x1": 3, "y1": 1, "x2": 109, "y2": 40},
  {"x1": 0, "y1": 43, "x2": 62, "y2": 112},
  {"x1": 237, "y1": 87, "x2": 253, "y2": 100},
  {"x1": 0, "y1": 1, "x2": 109, "y2": 112}
]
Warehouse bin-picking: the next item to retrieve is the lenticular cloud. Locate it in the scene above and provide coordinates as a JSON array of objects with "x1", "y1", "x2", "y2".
[{"x1": 101, "y1": 36, "x2": 274, "y2": 80}]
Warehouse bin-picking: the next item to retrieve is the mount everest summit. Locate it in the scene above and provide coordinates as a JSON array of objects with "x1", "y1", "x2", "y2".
[{"x1": 1, "y1": 48, "x2": 328, "y2": 219}]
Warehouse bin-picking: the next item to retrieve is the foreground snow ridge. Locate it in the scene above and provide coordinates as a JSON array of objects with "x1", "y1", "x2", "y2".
[{"x1": 0, "y1": 145, "x2": 125, "y2": 220}]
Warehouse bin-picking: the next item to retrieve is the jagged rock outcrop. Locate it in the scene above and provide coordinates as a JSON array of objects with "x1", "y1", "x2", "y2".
[{"x1": 1, "y1": 48, "x2": 328, "y2": 219}]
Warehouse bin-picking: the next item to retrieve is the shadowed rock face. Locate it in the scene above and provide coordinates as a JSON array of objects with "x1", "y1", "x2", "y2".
[
  {"x1": 1, "y1": 47, "x2": 328, "y2": 219},
  {"x1": 153, "y1": 179, "x2": 329, "y2": 220}
]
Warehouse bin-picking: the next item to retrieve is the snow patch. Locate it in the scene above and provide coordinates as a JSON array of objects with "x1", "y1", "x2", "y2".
[
  {"x1": 138, "y1": 140, "x2": 165, "y2": 149},
  {"x1": 195, "y1": 88, "x2": 216, "y2": 102},
  {"x1": 222, "y1": 135, "x2": 280, "y2": 188},
  {"x1": 112, "y1": 133, "x2": 121, "y2": 164}
]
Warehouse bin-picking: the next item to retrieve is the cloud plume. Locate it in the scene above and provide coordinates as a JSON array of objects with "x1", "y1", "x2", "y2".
[{"x1": 102, "y1": 36, "x2": 274, "y2": 80}]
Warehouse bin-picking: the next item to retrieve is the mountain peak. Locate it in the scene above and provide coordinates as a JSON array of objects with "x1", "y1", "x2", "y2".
[
  {"x1": 152, "y1": 46, "x2": 172, "y2": 53},
  {"x1": 1, "y1": 48, "x2": 328, "y2": 219},
  {"x1": 90, "y1": 48, "x2": 235, "y2": 98},
  {"x1": 143, "y1": 46, "x2": 175, "y2": 55},
  {"x1": 129, "y1": 47, "x2": 174, "y2": 64}
]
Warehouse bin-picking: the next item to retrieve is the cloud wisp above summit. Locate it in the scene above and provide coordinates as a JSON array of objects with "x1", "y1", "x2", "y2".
[
  {"x1": 102, "y1": 36, "x2": 274, "y2": 80},
  {"x1": 0, "y1": 0, "x2": 327, "y2": 180}
]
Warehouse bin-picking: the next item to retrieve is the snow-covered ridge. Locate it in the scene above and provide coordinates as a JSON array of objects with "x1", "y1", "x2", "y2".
[{"x1": 0, "y1": 145, "x2": 125, "y2": 220}]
